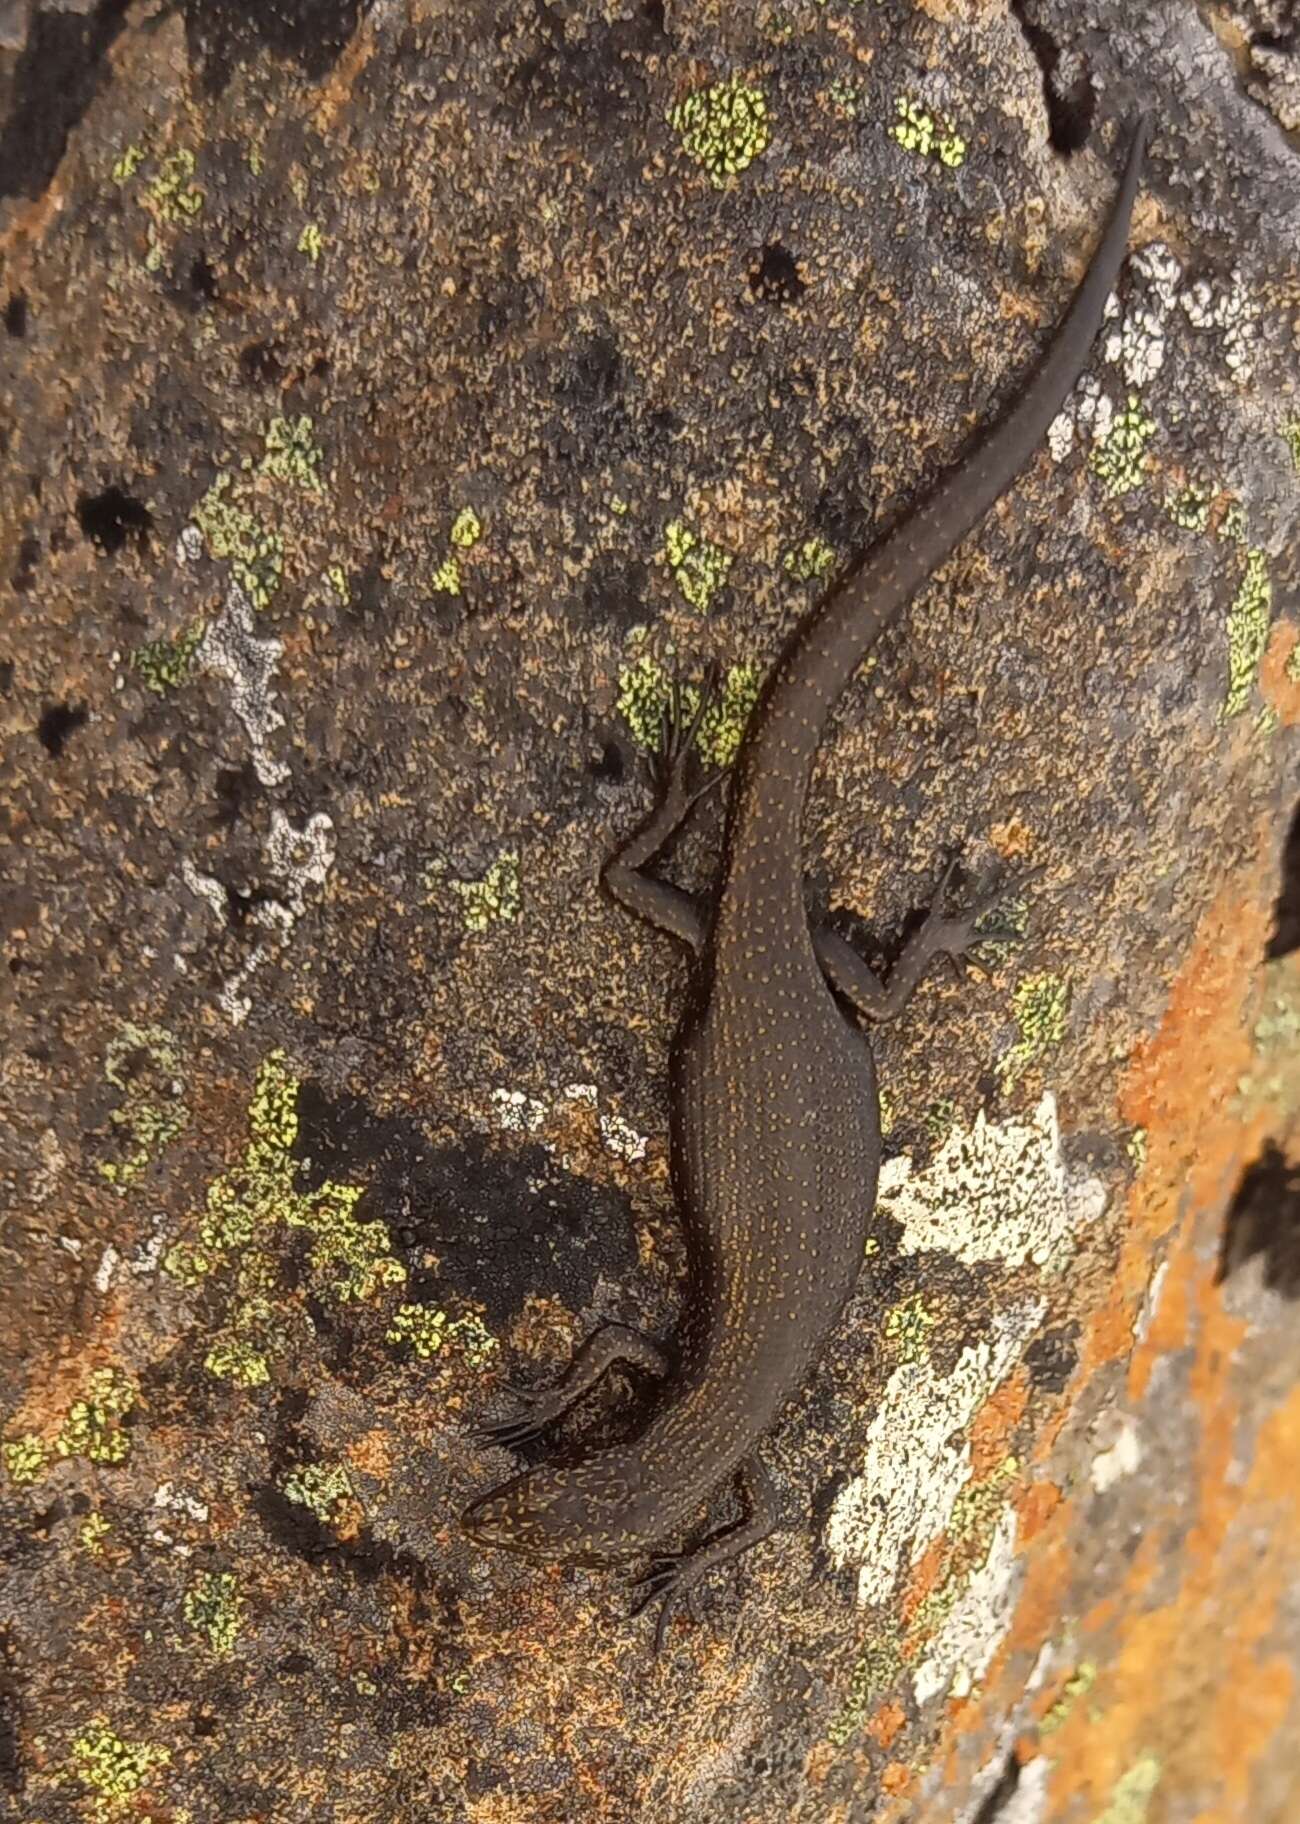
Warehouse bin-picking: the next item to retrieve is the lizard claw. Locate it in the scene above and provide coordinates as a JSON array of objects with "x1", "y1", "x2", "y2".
[
  {"x1": 923, "y1": 857, "x2": 1041, "y2": 971},
  {"x1": 472, "y1": 1384, "x2": 568, "y2": 1451},
  {"x1": 628, "y1": 1555, "x2": 684, "y2": 1654},
  {"x1": 627, "y1": 1551, "x2": 713, "y2": 1654},
  {"x1": 645, "y1": 661, "x2": 726, "y2": 814},
  {"x1": 473, "y1": 1413, "x2": 547, "y2": 1450}
]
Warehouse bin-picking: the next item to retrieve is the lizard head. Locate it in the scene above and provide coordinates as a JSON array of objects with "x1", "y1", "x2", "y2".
[{"x1": 461, "y1": 1457, "x2": 647, "y2": 1564}]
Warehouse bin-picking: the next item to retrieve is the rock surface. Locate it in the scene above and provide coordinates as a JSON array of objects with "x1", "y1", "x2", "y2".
[{"x1": 2, "y1": 4, "x2": 1298, "y2": 1821}]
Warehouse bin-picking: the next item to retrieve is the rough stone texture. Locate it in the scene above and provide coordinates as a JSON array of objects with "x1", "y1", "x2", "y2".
[{"x1": 1, "y1": 3, "x2": 1298, "y2": 1821}]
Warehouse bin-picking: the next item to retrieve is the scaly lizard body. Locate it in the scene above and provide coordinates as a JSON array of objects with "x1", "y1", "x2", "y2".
[{"x1": 464, "y1": 117, "x2": 1149, "y2": 1648}]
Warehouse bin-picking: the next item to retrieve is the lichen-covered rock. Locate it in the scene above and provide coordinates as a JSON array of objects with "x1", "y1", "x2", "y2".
[{"x1": 2, "y1": 5, "x2": 1298, "y2": 1822}]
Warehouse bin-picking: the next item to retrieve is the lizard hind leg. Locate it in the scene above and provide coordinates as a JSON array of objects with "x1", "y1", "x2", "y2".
[
  {"x1": 815, "y1": 856, "x2": 1038, "y2": 1024},
  {"x1": 473, "y1": 1323, "x2": 670, "y2": 1451},
  {"x1": 628, "y1": 1455, "x2": 780, "y2": 1654}
]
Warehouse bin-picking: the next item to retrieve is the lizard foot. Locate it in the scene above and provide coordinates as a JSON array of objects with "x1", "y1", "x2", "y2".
[
  {"x1": 626, "y1": 1552, "x2": 711, "y2": 1654},
  {"x1": 472, "y1": 1384, "x2": 572, "y2": 1451},
  {"x1": 626, "y1": 1457, "x2": 779, "y2": 1653},
  {"x1": 646, "y1": 661, "x2": 726, "y2": 822},
  {"x1": 919, "y1": 856, "x2": 1042, "y2": 975}
]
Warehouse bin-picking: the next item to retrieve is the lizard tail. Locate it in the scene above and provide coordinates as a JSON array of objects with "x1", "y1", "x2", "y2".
[{"x1": 733, "y1": 113, "x2": 1150, "y2": 819}]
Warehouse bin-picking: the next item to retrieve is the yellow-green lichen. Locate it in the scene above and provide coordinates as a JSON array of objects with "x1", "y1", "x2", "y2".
[
  {"x1": 884, "y1": 1293, "x2": 935, "y2": 1364},
  {"x1": 1001, "y1": 972, "x2": 1070, "y2": 1086},
  {"x1": 615, "y1": 654, "x2": 756, "y2": 766},
  {"x1": 1041, "y1": 1659, "x2": 1098, "y2": 1734},
  {"x1": 111, "y1": 143, "x2": 145, "y2": 185},
  {"x1": 2, "y1": 1433, "x2": 47, "y2": 1486},
  {"x1": 130, "y1": 620, "x2": 205, "y2": 696},
  {"x1": 828, "y1": 77, "x2": 870, "y2": 121},
  {"x1": 386, "y1": 1303, "x2": 498, "y2": 1367},
  {"x1": 1089, "y1": 395, "x2": 1156, "y2": 498},
  {"x1": 283, "y1": 1460, "x2": 352, "y2": 1521},
  {"x1": 298, "y1": 222, "x2": 324, "y2": 263},
  {"x1": 203, "y1": 1339, "x2": 271, "y2": 1388},
  {"x1": 910, "y1": 1459, "x2": 1019, "y2": 1641},
  {"x1": 164, "y1": 1052, "x2": 403, "y2": 1382},
  {"x1": 1126, "y1": 1127, "x2": 1147, "y2": 1169},
  {"x1": 1234, "y1": 959, "x2": 1300, "y2": 1116},
  {"x1": 923, "y1": 1097, "x2": 958, "y2": 1142},
  {"x1": 325, "y1": 563, "x2": 350, "y2": 604},
  {"x1": 184, "y1": 1569, "x2": 244, "y2": 1655},
  {"x1": 70, "y1": 1721, "x2": 170, "y2": 1820},
  {"x1": 192, "y1": 473, "x2": 285, "y2": 610},
  {"x1": 669, "y1": 80, "x2": 770, "y2": 187},
  {"x1": 949, "y1": 1456, "x2": 1017, "y2": 1547},
  {"x1": 98, "y1": 1022, "x2": 189, "y2": 1189},
  {"x1": 1094, "y1": 1755, "x2": 1162, "y2": 1824},
  {"x1": 697, "y1": 662, "x2": 761, "y2": 768},
  {"x1": 450, "y1": 853, "x2": 521, "y2": 934},
  {"x1": 1220, "y1": 547, "x2": 1271, "y2": 721},
  {"x1": 1281, "y1": 418, "x2": 1300, "y2": 474},
  {"x1": 450, "y1": 507, "x2": 482, "y2": 548},
  {"x1": 260, "y1": 415, "x2": 324, "y2": 492},
  {"x1": 1255, "y1": 976, "x2": 1300, "y2": 1057},
  {"x1": 1165, "y1": 482, "x2": 1211, "y2": 533},
  {"x1": 616, "y1": 653, "x2": 672, "y2": 748},
  {"x1": 826, "y1": 1639, "x2": 903, "y2": 1746},
  {"x1": 80, "y1": 1511, "x2": 111, "y2": 1555},
  {"x1": 1218, "y1": 498, "x2": 1247, "y2": 545},
  {"x1": 665, "y1": 519, "x2": 732, "y2": 611},
  {"x1": 890, "y1": 97, "x2": 967, "y2": 168},
  {"x1": 1286, "y1": 641, "x2": 1300, "y2": 684},
  {"x1": 784, "y1": 536, "x2": 836, "y2": 582},
  {"x1": 57, "y1": 1369, "x2": 136, "y2": 1466},
  {"x1": 144, "y1": 148, "x2": 203, "y2": 223},
  {"x1": 432, "y1": 556, "x2": 462, "y2": 595}
]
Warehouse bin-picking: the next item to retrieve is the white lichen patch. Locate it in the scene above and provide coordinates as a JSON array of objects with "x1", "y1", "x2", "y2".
[
  {"x1": 998, "y1": 1756, "x2": 1053, "y2": 1824},
  {"x1": 489, "y1": 1087, "x2": 547, "y2": 1134},
  {"x1": 911, "y1": 1506, "x2": 1020, "y2": 1705},
  {"x1": 484, "y1": 1082, "x2": 649, "y2": 1165},
  {"x1": 876, "y1": 1093, "x2": 1105, "y2": 1272},
  {"x1": 198, "y1": 580, "x2": 289, "y2": 786},
  {"x1": 1090, "y1": 1413, "x2": 1143, "y2": 1493},
  {"x1": 1102, "y1": 241, "x2": 1182, "y2": 389},
  {"x1": 1133, "y1": 1258, "x2": 1168, "y2": 1342},
  {"x1": 1048, "y1": 371, "x2": 1114, "y2": 463},
  {"x1": 1181, "y1": 266, "x2": 1258, "y2": 382},
  {"x1": 827, "y1": 1302, "x2": 1043, "y2": 1606},
  {"x1": 181, "y1": 809, "x2": 335, "y2": 1024}
]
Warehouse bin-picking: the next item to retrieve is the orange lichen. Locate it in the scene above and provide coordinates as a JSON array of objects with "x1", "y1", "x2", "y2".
[
  {"x1": 866, "y1": 1702, "x2": 906, "y2": 1749},
  {"x1": 928, "y1": 829, "x2": 1299, "y2": 1818},
  {"x1": 968, "y1": 1368, "x2": 1029, "y2": 1477}
]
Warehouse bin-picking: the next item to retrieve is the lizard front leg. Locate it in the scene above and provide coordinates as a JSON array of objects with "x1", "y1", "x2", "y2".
[
  {"x1": 602, "y1": 670, "x2": 724, "y2": 953},
  {"x1": 475, "y1": 1323, "x2": 671, "y2": 1450}
]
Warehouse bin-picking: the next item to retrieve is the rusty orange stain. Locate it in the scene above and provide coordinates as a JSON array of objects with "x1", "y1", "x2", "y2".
[
  {"x1": 867, "y1": 1702, "x2": 906, "y2": 1749},
  {"x1": 901, "y1": 1533, "x2": 949, "y2": 1624},
  {"x1": 880, "y1": 1760, "x2": 913, "y2": 1796},
  {"x1": 969, "y1": 1367, "x2": 1029, "y2": 1477},
  {"x1": 962, "y1": 828, "x2": 1299, "y2": 1818},
  {"x1": 1261, "y1": 620, "x2": 1300, "y2": 725},
  {"x1": 1014, "y1": 1477, "x2": 1061, "y2": 1544}
]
